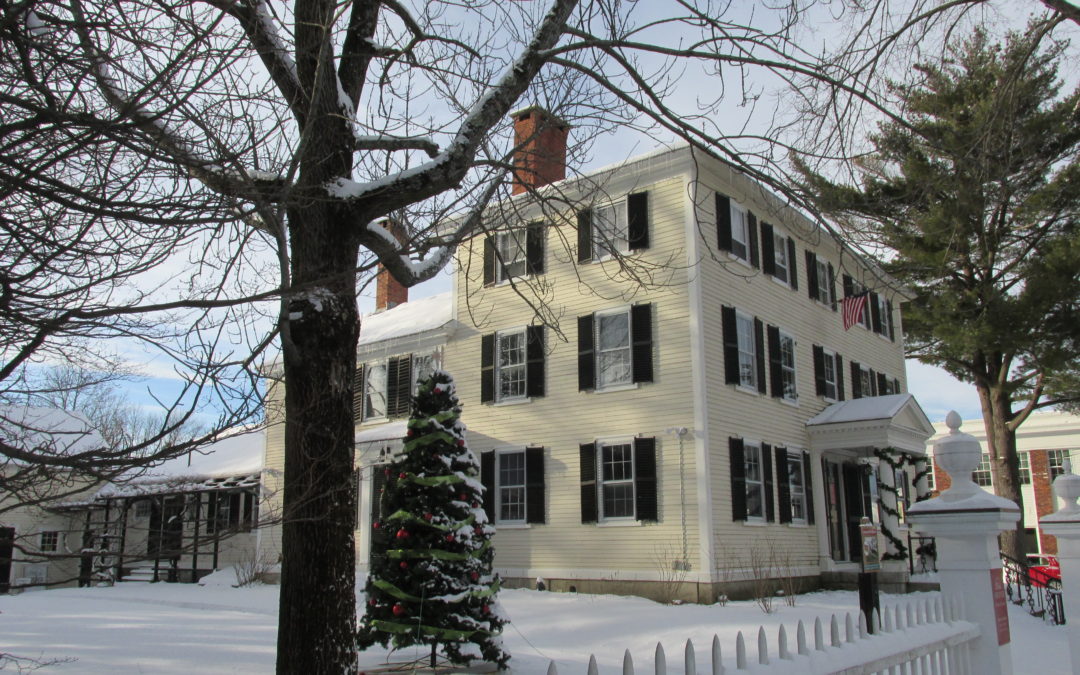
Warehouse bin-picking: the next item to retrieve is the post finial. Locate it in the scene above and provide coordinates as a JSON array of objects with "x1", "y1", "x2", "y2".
[{"x1": 945, "y1": 410, "x2": 962, "y2": 433}]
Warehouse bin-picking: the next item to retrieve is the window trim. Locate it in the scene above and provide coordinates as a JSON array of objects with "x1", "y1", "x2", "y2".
[
  {"x1": 821, "y1": 348, "x2": 840, "y2": 401},
  {"x1": 39, "y1": 531, "x2": 59, "y2": 553},
  {"x1": 495, "y1": 327, "x2": 528, "y2": 403},
  {"x1": 735, "y1": 311, "x2": 758, "y2": 391},
  {"x1": 743, "y1": 441, "x2": 766, "y2": 522},
  {"x1": 778, "y1": 329, "x2": 797, "y2": 403},
  {"x1": 597, "y1": 438, "x2": 637, "y2": 522},
  {"x1": 786, "y1": 450, "x2": 807, "y2": 524},
  {"x1": 729, "y1": 201, "x2": 751, "y2": 263},
  {"x1": 495, "y1": 448, "x2": 528, "y2": 525},
  {"x1": 594, "y1": 307, "x2": 633, "y2": 391},
  {"x1": 592, "y1": 200, "x2": 629, "y2": 261},
  {"x1": 495, "y1": 227, "x2": 528, "y2": 283}
]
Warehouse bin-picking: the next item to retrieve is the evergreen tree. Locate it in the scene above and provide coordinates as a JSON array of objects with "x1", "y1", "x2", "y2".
[
  {"x1": 797, "y1": 26, "x2": 1080, "y2": 560},
  {"x1": 357, "y1": 370, "x2": 509, "y2": 669}
]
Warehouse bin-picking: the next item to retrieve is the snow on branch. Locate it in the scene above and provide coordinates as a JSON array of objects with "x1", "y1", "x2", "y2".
[{"x1": 353, "y1": 135, "x2": 440, "y2": 158}]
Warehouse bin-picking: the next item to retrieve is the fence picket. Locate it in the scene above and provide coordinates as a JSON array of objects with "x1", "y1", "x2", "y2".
[
  {"x1": 711, "y1": 634, "x2": 723, "y2": 675},
  {"x1": 735, "y1": 631, "x2": 746, "y2": 669},
  {"x1": 757, "y1": 626, "x2": 769, "y2": 665},
  {"x1": 858, "y1": 611, "x2": 868, "y2": 639},
  {"x1": 796, "y1": 620, "x2": 808, "y2": 656},
  {"x1": 655, "y1": 642, "x2": 666, "y2": 675},
  {"x1": 684, "y1": 639, "x2": 696, "y2": 675},
  {"x1": 829, "y1": 614, "x2": 840, "y2": 647},
  {"x1": 883, "y1": 605, "x2": 894, "y2": 633},
  {"x1": 844, "y1": 612, "x2": 855, "y2": 643},
  {"x1": 777, "y1": 624, "x2": 790, "y2": 660},
  {"x1": 872, "y1": 608, "x2": 881, "y2": 634},
  {"x1": 587, "y1": 654, "x2": 598, "y2": 675},
  {"x1": 813, "y1": 617, "x2": 824, "y2": 652},
  {"x1": 546, "y1": 660, "x2": 558, "y2": 675}
]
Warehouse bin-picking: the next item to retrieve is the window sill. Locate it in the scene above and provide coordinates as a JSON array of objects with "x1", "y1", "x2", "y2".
[
  {"x1": 741, "y1": 519, "x2": 768, "y2": 527},
  {"x1": 734, "y1": 384, "x2": 763, "y2": 397},
  {"x1": 493, "y1": 397, "x2": 532, "y2": 407},
  {"x1": 594, "y1": 382, "x2": 640, "y2": 394},
  {"x1": 496, "y1": 522, "x2": 531, "y2": 530},
  {"x1": 770, "y1": 275, "x2": 794, "y2": 290},
  {"x1": 360, "y1": 417, "x2": 389, "y2": 426},
  {"x1": 778, "y1": 396, "x2": 800, "y2": 408},
  {"x1": 787, "y1": 521, "x2": 809, "y2": 528},
  {"x1": 726, "y1": 252, "x2": 752, "y2": 268},
  {"x1": 597, "y1": 519, "x2": 643, "y2": 528},
  {"x1": 495, "y1": 275, "x2": 530, "y2": 287}
]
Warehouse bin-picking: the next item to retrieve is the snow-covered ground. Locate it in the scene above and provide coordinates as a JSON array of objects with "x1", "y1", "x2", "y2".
[{"x1": 0, "y1": 577, "x2": 1069, "y2": 674}]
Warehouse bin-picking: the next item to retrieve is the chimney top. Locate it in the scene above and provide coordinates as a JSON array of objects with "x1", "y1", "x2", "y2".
[
  {"x1": 511, "y1": 106, "x2": 569, "y2": 196},
  {"x1": 374, "y1": 219, "x2": 408, "y2": 312}
]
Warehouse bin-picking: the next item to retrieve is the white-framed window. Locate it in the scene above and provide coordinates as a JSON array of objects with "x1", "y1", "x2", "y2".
[
  {"x1": 596, "y1": 308, "x2": 632, "y2": 390},
  {"x1": 744, "y1": 442, "x2": 765, "y2": 520},
  {"x1": 854, "y1": 283, "x2": 871, "y2": 329},
  {"x1": 599, "y1": 440, "x2": 636, "y2": 520},
  {"x1": 496, "y1": 328, "x2": 527, "y2": 402},
  {"x1": 778, "y1": 330, "x2": 797, "y2": 401},
  {"x1": 594, "y1": 201, "x2": 629, "y2": 259},
  {"x1": 1049, "y1": 449, "x2": 1069, "y2": 480},
  {"x1": 1018, "y1": 452, "x2": 1031, "y2": 485},
  {"x1": 134, "y1": 499, "x2": 151, "y2": 519},
  {"x1": 822, "y1": 349, "x2": 839, "y2": 401},
  {"x1": 496, "y1": 228, "x2": 527, "y2": 282},
  {"x1": 497, "y1": 450, "x2": 527, "y2": 523},
  {"x1": 772, "y1": 231, "x2": 790, "y2": 285},
  {"x1": 858, "y1": 365, "x2": 875, "y2": 398},
  {"x1": 730, "y1": 202, "x2": 750, "y2": 262},
  {"x1": 879, "y1": 374, "x2": 899, "y2": 396},
  {"x1": 364, "y1": 362, "x2": 388, "y2": 419},
  {"x1": 787, "y1": 450, "x2": 807, "y2": 523},
  {"x1": 412, "y1": 352, "x2": 437, "y2": 394},
  {"x1": 815, "y1": 259, "x2": 833, "y2": 305},
  {"x1": 736, "y1": 312, "x2": 757, "y2": 389},
  {"x1": 39, "y1": 531, "x2": 59, "y2": 552},
  {"x1": 974, "y1": 453, "x2": 993, "y2": 487},
  {"x1": 925, "y1": 457, "x2": 936, "y2": 491},
  {"x1": 876, "y1": 294, "x2": 891, "y2": 337}
]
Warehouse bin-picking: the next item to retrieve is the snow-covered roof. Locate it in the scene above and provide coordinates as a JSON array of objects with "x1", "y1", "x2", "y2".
[
  {"x1": 358, "y1": 292, "x2": 452, "y2": 346},
  {"x1": 355, "y1": 420, "x2": 407, "y2": 444},
  {"x1": 96, "y1": 429, "x2": 264, "y2": 499},
  {"x1": 0, "y1": 405, "x2": 106, "y2": 457},
  {"x1": 806, "y1": 394, "x2": 916, "y2": 426}
]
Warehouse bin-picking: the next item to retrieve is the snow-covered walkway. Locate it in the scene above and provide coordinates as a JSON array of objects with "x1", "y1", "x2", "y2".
[{"x1": 0, "y1": 579, "x2": 1069, "y2": 673}]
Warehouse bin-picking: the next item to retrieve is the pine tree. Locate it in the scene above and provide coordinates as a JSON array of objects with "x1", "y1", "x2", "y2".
[
  {"x1": 357, "y1": 370, "x2": 509, "y2": 669},
  {"x1": 797, "y1": 25, "x2": 1080, "y2": 560}
]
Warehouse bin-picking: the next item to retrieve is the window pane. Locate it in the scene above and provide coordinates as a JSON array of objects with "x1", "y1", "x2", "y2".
[
  {"x1": 597, "y1": 312, "x2": 631, "y2": 388},
  {"x1": 780, "y1": 334, "x2": 796, "y2": 399},
  {"x1": 823, "y1": 353, "x2": 837, "y2": 400},
  {"x1": 744, "y1": 445, "x2": 763, "y2": 519},
  {"x1": 599, "y1": 443, "x2": 635, "y2": 519},
  {"x1": 602, "y1": 444, "x2": 633, "y2": 481},
  {"x1": 365, "y1": 363, "x2": 387, "y2": 418},
  {"x1": 1018, "y1": 452, "x2": 1031, "y2": 485},
  {"x1": 498, "y1": 331, "x2": 526, "y2": 400},
  {"x1": 498, "y1": 452, "x2": 526, "y2": 522},
  {"x1": 773, "y1": 233, "x2": 788, "y2": 282},
  {"x1": 736, "y1": 314, "x2": 756, "y2": 388},
  {"x1": 603, "y1": 483, "x2": 635, "y2": 518},
  {"x1": 595, "y1": 203, "x2": 628, "y2": 257},
  {"x1": 731, "y1": 207, "x2": 748, "y2": 260},
  {"x1": 816, "y1": 260, "x2": 831, "y2": 304},
  {"x1": 973, "y1": 453, "x2": 993, "y2": 486},
  {"x1": 498, "y1": 229, "x2": 527, "y2": 280}
]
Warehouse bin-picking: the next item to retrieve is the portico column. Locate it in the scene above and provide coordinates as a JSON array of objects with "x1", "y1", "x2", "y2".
[
  {"x1": 908, "y1": 412, "x2": 1020, "y2": 675},
  {"x1": 913, "y1": 456, "x2": 931, "y2": 501},
  {"x1": 876, "y1": 455, "x2": 902, "y2": 558},
  {"x1": 810, "y1": 448, "x2": 830, "y2": 567},
  {"x1": 1039, "y1": 459, "x2": 1080, "y2": 672}
]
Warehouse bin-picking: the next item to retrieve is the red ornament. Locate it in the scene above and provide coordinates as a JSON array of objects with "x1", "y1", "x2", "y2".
[
  {"x1": 445, "y1": 534, "x2": 455, "y2": 543},
  {"x1": 392, "y1": 603, "x2": 407, "y2": 617},
  {"x1": 399, "y1": 472, "x2": 407, "y2": 479},
  {"x1": 372, "y1": 522, "x2": 380, "y2": 530},
  {"x1": 395, "y1": 528, "x2": 409, "y2": 539},
  {"x1": 457, "y1": 439, "x2": 465, "y2": 447},
  {"x1": 459, "y1": 493, "x2": 467, "y2": 501},
  {"x1": 383, "y1": 468, "x2": 391, "y2": 477},
  {"x1": 471, "y1": 502, "x2": 479, "y2": 509},
  {"x1": 470, "y1": 571, "x2": 479, "y2": 582},
  {"x1": 399, "y1": 561, "x2": 408, "y2": 569},
  {"x1": 474, "y1": 525, "x2": 482, "y2": 535},
  {"x1": 434, "y1": 386, "x2": 443, "y2": 394},
  {"x1": 424, "y1": 512, "x2": 434, "y2": 521},
  {"x1": 368, "y1": 598, "x2": 377, "y2": 606},
  {"x1": 482, "y1": 604, "x2": 490, "y2": 614}
]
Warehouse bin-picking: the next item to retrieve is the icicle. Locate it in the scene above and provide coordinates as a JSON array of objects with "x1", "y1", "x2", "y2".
[
  {"x1": 684, "y1": 639, "x2": 696, "y2": 674},
  {"x1": 757, "y1": 626, "x2": 769, "y2": 665}
]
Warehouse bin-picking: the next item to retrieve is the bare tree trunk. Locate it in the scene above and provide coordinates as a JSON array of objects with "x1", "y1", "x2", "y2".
[
  {"x1": 977, "y1": 383, "x2": 1025, "y2": 562},
  {"x1": 276, "y1": 199, "x2": 360, "y2": 673}
]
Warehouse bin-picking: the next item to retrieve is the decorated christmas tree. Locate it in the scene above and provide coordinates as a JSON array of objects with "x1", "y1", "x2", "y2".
[{"x1": 357, "y1": 370, "x2": 509, "y2": 669}]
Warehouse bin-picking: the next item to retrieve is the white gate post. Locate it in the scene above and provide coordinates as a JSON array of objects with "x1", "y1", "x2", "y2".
[
  {"x1": 907, "y1": 411, "x2": 1020, "y2": 675},
  {"x1": 1039, "y1": 458, "x2": 1080, "y2": 672}
]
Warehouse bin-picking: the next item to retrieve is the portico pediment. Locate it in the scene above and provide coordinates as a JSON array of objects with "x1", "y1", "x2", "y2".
[{"x1": 805, "y1": 393, "x2": 935, "y2": 455}]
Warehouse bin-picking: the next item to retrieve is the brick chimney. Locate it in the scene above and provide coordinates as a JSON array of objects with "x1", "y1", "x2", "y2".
[
  {"x1": 374, "y1": 219, "x2": 408, "y2": 312},
  {"x1": 511, "y1": 106, "x2": 569, "y2": 195}
]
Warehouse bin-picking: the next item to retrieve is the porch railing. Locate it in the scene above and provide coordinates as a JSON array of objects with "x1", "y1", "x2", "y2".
[{"x1": 1001, "y1": 552, "x2": 1065, "y2": 625}]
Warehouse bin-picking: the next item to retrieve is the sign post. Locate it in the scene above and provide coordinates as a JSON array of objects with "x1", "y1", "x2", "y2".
[{"x1": 858, "y1": 517, "x2": 881, "y2": 632}]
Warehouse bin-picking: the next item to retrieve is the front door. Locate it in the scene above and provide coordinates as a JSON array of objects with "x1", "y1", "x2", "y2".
[
  {"x1": 842, "y1": 463, "x2": 873, "y2": 563},
  {"x1": 0, "y1": 527, "x2": 13, "y2": 593},
  {"x1": 148, "y1": 496, "x2": 185, "y2": 556}
]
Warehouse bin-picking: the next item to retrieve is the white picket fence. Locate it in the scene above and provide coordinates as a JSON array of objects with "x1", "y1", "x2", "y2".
[{"x1": 546, "y1": 595, "x2": 980, "y2": 674}]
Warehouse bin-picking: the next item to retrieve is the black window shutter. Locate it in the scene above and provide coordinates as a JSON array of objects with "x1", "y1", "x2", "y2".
[
  {"x1": 762, "y1": 443, "x2": 775, "y2": 523},
  {"x1": 577, "y1": 314, "x2": 595, "y2": 391},
  {"x1": 870, "y1": 292, "x2": 882, "y2": 333},
  {"x1": 813, "y1": 345, "x2": 826, "y2": 396},
  {"x1": 526, "y1": 325, "x2": 545, "y2": 398},
  {"x1": 480, "y1": 451, "x2": 496, "y2": 524},
  {"x1": 358, "y1": 362, "x2": 371, "y2": 421},
  {"x1": 483, "y1": 236, "x2": 496, "y2": 286},
  {"x1": 525, "y1": 446, "x2": 545, "y2": 524},
  {"x1": 480, "y1": 333, "x2": 495, "y2": 403},
  {"x1": 634, "y1": 437, "x2": 658, "y2": 522},
  {"x1": 767, "y1": 324, "x2": 782, "y2": 398},
  {"x1": 828, "y1": 263, "x2": 837, "y2": 310},
  {"x1": 893, "y1": 377, "x2": 901, "y2": 394},
  {"x1": 803, "y1": 452, "x2": 815, "y2": 525},
  {"x1": 526, "y1": 220, "x2": 545, "y2": 275},
  {"x1": 776, "y1": 446, "x2": 792, "y2": 524},
  {"x1": 754, "y1": 317, "x2": 766, "y2": 394},
  {"x1": 748, "y1": 213, "x2": 760, "y2": 268},
  {"x1": 579, "y1": 443, "x2": 598, "y2": 524},
  {"x1": 577, "y1": 210, "x2": 593, "y2": 262},
  {"x1": 716, "y1": 193, "x2": 732, "y2": 253},
  {"x1": 835, "y1": 354, "x2": 845, "y2": 400},
  {"x1": 788, "y1": 238, "x2": 798, "y2": 290},
  {"x1": 631, "y1": 303, "x2": 653, "y2": 384},
  {"x1": 721, "y1": 305, "x2": 739, "y2": 385},
  {"x1": 887, "y1": 300, "x2": 895, "y2": 341},
  {"x1": 627, "y1": 191, "x2": 650, "y2": 250},
  {"x1": 850, "y1": 361, "x2": 862, "y2": 399},
  {"x1": 729, "y1": 437, "x2": 746, "y2": 521},
  {"x1": 387, "y1": 356, "x2": 412, "y2": 417},
  {"x1": 805, "y1": 251, "x2": 818, "y2": 301},
  {"x1": 761, "y1": 222, "x2": 776, "y2": 276},
  {"x1": 877, "y1": 372, "x2": 888, "y2": 396},
  {"x1": 843, "y1": 274, "x2": 854, "y2": 299}
]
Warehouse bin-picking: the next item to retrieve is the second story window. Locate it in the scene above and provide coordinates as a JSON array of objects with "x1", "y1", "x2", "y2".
[
  {"x1": 481, "y1": 326, "x2": 545, "y2": 403},
  {"x1": 806, "y1": 252, "x2": 836, "y2": 307},
  {"x1": 483, "y1": 221, "x2": 545, "y2": 286},
  {"x1": 974, "y1": 453, "x2": 993, "y2": 486},
  {"x1": 722, "y1": 306, "x2": 766, "y2": 394},
  {"x1": 1049, "y1": 449, "x2": 1069, "y2": 480},
  {"x1": 576, "y1": 192, "x2": 650, "y2": 262},
  {"x1": 594, "y1": 202, "x2": 629, "y2": 258},
  {"x1": 364, "y1": 362, "x2": 387, "y2": 419},
  {"x1": 1019, "y1": 452, "x2": 1031, "y2": 485},
  {"x1": 577, "y1": 305, "x2": 653, "y2": 392},
  {"x1": 597, "y1": 310, "x2": 632, "y2": 389},
  {"x1": 813, "y1": 345, "x2": 844, "y2": 401},
  {"x1": 39, "y1": 531, "x2": 59, "y2": 552},
  {"x1": 497, "y1": 228, "x2": 527, "y2": 282},
  {"x1": 497, "y1": 329, "x2": 527, "y2": 401},
  {"x1": 355, "y1": 354, "x2": 418, "y2": 422},
  {"x1": 715, "y1": 192, "x2": 760, "y2": 268},
  {"x1": 736, "y1": 313, "x2": 757, "y2": 390},
  {"x1": 730, "y1": 203, "x2": 751, "y2": 262},
  {"x1": 762, "y1": 224, "x2": 798, "y2": 289}
]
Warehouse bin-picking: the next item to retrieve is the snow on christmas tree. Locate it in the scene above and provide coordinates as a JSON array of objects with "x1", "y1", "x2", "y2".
[{"x1": 357, "y1": 370, "x2": 509, "y2": 670}]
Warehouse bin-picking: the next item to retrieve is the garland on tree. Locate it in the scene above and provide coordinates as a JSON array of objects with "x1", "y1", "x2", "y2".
[
  {"x1": 872, "y1": 447, "x2": 932, "y2": 561},
  {"x1": 357, "y1": 370, "x2": 509, "y2": 669}
]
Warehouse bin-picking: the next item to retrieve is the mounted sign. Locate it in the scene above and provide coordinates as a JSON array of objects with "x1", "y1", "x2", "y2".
[{"x1": 861, "y1": 518, "x2": 881, "y2": 573}]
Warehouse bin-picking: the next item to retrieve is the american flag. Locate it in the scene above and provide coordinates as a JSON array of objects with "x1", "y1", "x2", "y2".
[{"x1": 842, "y1": 292, "x2": 869, "y2": 331}]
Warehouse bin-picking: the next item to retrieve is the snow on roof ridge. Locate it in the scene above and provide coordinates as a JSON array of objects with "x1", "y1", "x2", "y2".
[
  {"x1": 358, "y1": 291, "x2": 452, "y2": 346},
  {"x1": 0, "y1": 404, "x2": 106, "y2": 455}
]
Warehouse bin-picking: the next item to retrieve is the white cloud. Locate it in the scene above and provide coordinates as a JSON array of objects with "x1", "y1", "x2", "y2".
[{"x1": 905, "y1": 359, "x2": 982, "y2": 423}]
